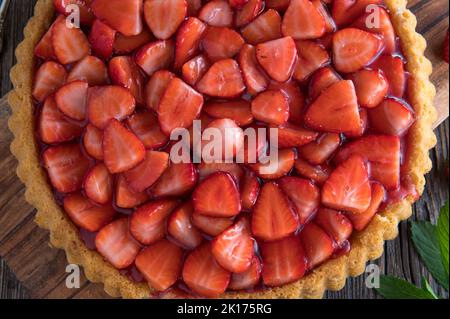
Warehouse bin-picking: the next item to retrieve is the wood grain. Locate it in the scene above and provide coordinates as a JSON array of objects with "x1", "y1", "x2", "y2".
[{"x1": 0, "y1": 0, "x2": 448, "y2": 299}]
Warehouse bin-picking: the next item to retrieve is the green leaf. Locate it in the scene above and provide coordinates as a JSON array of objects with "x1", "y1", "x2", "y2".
[
  {"x1": 411, "y1": 221, "x2": 449, "y2": 289},
  {"x1": 376, "y1": 275, "x2": 438, "y2": 299},
  {"x1": 437, "y1": 202, "x2": 449, "y2": 280},
  {"x1": 421, "y1": 277, "x2": 439, "y2": 299}
]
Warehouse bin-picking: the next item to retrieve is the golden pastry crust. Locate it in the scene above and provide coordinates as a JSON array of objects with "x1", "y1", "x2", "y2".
[{"x1": 8, "y1": 0, "x2": 437, "y2": 299}]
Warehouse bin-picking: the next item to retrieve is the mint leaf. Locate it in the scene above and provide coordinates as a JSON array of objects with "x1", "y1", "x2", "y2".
[
  {"x1": 411, "y1": 221, "x2": 449, "y2": 289},
  {"x1": 421, "y1": 277, "x2": 439, "y2": 299},
  {"x1": 376, "y1": 275, "x2": 437, "y2": 299},
  {"x1": 437, "y1": 202, "x2": 449, "y2": 280}
]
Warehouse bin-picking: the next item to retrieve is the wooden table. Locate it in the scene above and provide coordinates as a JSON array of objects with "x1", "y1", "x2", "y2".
[{"x1": 0, "y1": 0, "x2": 448, "y2": 299}]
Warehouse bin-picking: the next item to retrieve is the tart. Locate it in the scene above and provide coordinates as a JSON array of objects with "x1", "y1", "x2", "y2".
[{"x1": 8, "y1": 0, "x2": 437, "y2": 299}]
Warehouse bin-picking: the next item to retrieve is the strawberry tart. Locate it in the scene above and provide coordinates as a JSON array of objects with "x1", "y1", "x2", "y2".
[{"x1": 8, "y1": 0, "x2": 437, "y2": 298}]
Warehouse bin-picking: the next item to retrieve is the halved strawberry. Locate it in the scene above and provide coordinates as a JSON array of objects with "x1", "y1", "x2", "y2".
[
  {"x1": 334, "y1": 135, "x2": 401, "y2": 190},
  {"x1": 33, "y1": 61, "x2": 67, "y2": 102},
  {"x1": 282, "y1": 0, "x2": 325, "y2": 40},
  {"x1": 55, "y1": 80, "x2": 88, "y2": 121},
  {"x1": 197, "y1": 59, "x2": 246, "y2": 98},
  {"x1": 252, "y1": 182, "x2": 299, "y2": 241},
  {"x1": 368, "y1": 98, "x2": 415, "y2": 136},
  {"x1": 294, "y1": 157, "x2": 331, "y2": 185},
  {"x1": 88, "y1": 85, "x2": 136, "y2": 129},
  {"x1": 187, "y1": 0, "x2": 202, "y2": 16},
  {"x1": 304, "y1": 80, "x2": 361, "y2": 135},
  {"x1": 135, "y1": 40, "x2": 175, "y2": 76},
  {"x1": 315, "y1": 208, "x2": 353, "y2": 245},
  {"x1": 182, "y1": 243, "x2": 231, "y2": 298},
  {"x1": 114, "y1": 29, "x2": 154, "y2": 54},
  {"x1": 348, "y1": 69, "x2": 388, "y2": 108},
  {"x1": 144, "y1": 0, "x2": 187, "y2": 40},
  {"x1": 35, "y1": 22, "x2": 56, "y2": 60},
  {"x1": 109, "y1": 56, "x2": 145, "y2": 105},
  {"x1": 95, "y1": 218, "x2": 141, "y2": 269},
  {"x1": 84, "y1": 163, "x2": 113, "y2": 204},
  {"x1": 103, "y1": 119, "x2": 146, "y2": 174},
  {"x1": 192, "y1": 213, "x2": 235, "y2": 237},
  {"x1": 238, "y1": 44, "x2": 269, "y2": 96},
  {"x1": 240, "y1": 124, "x2": 267, "y2": 164},
  {"x1": 89, "y1": 19, "x2": 116, "y2": 60},
  {"x1": 241, "y1": 9, "x2": 282, "y2": 45},
  {"x1": 235, "y1": 0, "x2": 264, "y2": 27},
  {"x1": 168, "y1": 202, "x2": 203, "y2": 249},
  {"x1": 115, "y1": 174, "x2": 150, "y2": 208},
  {"x1": 193, "y1": 172, "x2": 241, "y2": 217},
  {"x1": 52, "y1": 15, "x2": 90, "y2": 64},
  {"x1": 145, "y1": 70, "x2": 175, "y2": 111},
  {"x1": 322, "y1": 155, "x2": 371, "y2": 214},
  {"x1": 260, "y1": 235, "x2": 307, "y2": 286},
  {"x1": 332, "y1": 28, "x2": 383, "y2": 73},
  {"x1": 275, "y1": 123, "x2": 318, "y2": 148},
  {"x1": 83, "y1": 124, "x2": 104, "y2": 160},
  {"x1": 152, "y1": 163, "x2": 199, "y2": 197},
  {"x1": 204, "y1": 100, "x2": 253, "y2": 127},
  {"x1": 332, "y1": 0, "x2": 383, "y2": 27},
  {"x1": 229, "y1": 256, "x2": 261, "y2": 290},
  {"x1": 299, "y1": 133, "x2": 341, "y2": 165},
  {"x1": 240, "y1": 170, "x2": 260, "y2": 211},
  {"x1": 199, "y1": 0, "x2": 233, "y2": 27},
  {"x1": 39, "y1": 96, "x2": 83, "y2": 144},
  {"x1": 67, "y1": 55, "x2": 109, "y2": 86},
  {"x1": 345, "y1": 108, "x2": 368, "y2": 138},
  {"x1": 251, "y1": 90, "x2": 290, "y2": 125},
  {"x1": 308, "y1": 66, "x2": 341, "y2": 100},
  {"x1": 346, "y1": 182, "x2": 386, "y2": 231},
  {"x1": 268, "y1": 80, "x2": 305, "y2": 125},
  {"x1": 198, "y1": 162, "x2": 244, "y2": 184},
  {"x1": 43, "y1": 143, "x2": 91, "y2": 193},
  {"x1": 158, "y1": 77, "x2": 204, "y2": 135},
  {"x1": 299, "y1": 223, "x2": 334, "y2": 269},
  {"x1": 256, "y1": 36, "x2": 297, "y2": 82},
  {"x1": 370, "y1": 55, "x2": 406, "y2": 98},
  {"x1": 201, "y1": 27, "x2": 245, "y2": 62},
  {"x1": 126, "y1": 111, "x2": 169, "y2": 149},
  {"x1": 135, "y1": 239, "x2": 184, "y2": 291},
  {"x1": 278, "y1": 176, "x2": 320, "y2": 225},
  {"x1": 174, "y1": 18, "x2": 207, "y2": 69},
  {"x1": 293, "y1": 40, "x2": 330, "y2": 82},
  {"x1": 182, "y1": 55, "x2": 211, "y2": 86},
  {"x1": 64, "y1": 193, "x2": 116, "y2": 232},
  {"x1": 312, "y1": 0, "x2": 336, "y2": 33},
  {"x1": 249, "y1": 148, "x2": 295, "y2": 180},
  {"x1": 91, "y1": 0, "x2": 143, "y2": 36},
  {"x1": 229, "y1": 0, "x2": 250, "y2": 8},
  {"x1": 54, "y1": 0, "x2": 95, "y2": 25},
  {"x1": 130, "y1": 199, "x2": 179, "y2": 245}
]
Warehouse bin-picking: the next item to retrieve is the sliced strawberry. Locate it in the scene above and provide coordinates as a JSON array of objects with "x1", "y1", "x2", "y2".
[
  {"x1": 89, "y1": 19, "x2": 116, "y2": 60},
  {"x1": 91, "y1": 0, "x2": 143, "y2": 36},
  {"x1": 299, "y1": 222, "x2": 334, "y2": 269},
  {"x1": 315, "y1": 208, "x2": 353, "y2": 245},
  {"x1": 199, "y1": 0, "x2": 233, "y2": 27},
  {"x1": 64, "y1": 193, "x2": 116, "y2": 232},
  {"x1": 229, "y1": 256, "x2": 261, "y2": 290},
  {"x1": 145, "y1": 70, "x2": 175, "y2": 111},
  {"x1": 83, "y1": 124, "x2": 104, "y2": 160},
  {"x1": 152, "y1": 163, "x2": 199, "y2": 197},
  {"x1": 55, "y1": 80, "x2": 88, "y2": 121},
  {"x1": 198, "y1": 162, "x2": 244, "y2": 184},
  {"x1": 252, "y1": 182, "x2": 299, "y2": 241},
  {"x1": 345, "y1": 108, "x2": 368, "y2": 138},
  {"x1": 332, "y1": 28, "x2": 383, "y2": 73},
  {"x1": 130, "y1": 199, "x2": 179, "y2": 245},
  {"x1": 114, "y1": 29, "x2": 155, "y2": 54},
  {"x1": 266, "y1": 0, "x2": 290, "y2": 11},
  {"x1": 144, "y1": 0, "x2": 187, "y2": 40},
  {"x1": 368, "y1": 98, "x2": 415, "y2": 136},
  {"x1": 52, "y1": 15, "x2": 90, "y2": 64},
  {"x1": 168, "y1": 202, "x2": 203, "y2": 249},
  {"x1": 187, "y1": 0, "x2": 202, "y2": 16},
  {"x1": 33, "y1": 61, "x2": 67, "y2": 102},
  {"x1": 84, "y1": 163, "x2": 113, "y2": 204},
  {"x1": 304, "y1": 80, "x2": 361, "y2": 135},
  {"x1": 240, "y1": 170, "x2": 260, "y2": 211},
  {"x1": 43, "y1": 143, "x2": 91, "y2": 193},
  {"x1": 348, "y1": 69, "x2": 388, "y2": 108},
  {"x1": 312, "y1": 0, "x2": 336, "y2": 33},
  {"x1": 293, "y1": 40, "x2": 330, "y2": 82},
  {"x1": 135, "y1": 40, "x2": 175, "y2": 76},
  {"x1": 308, "y1": 66, "x2": 341, "y2": 100},
  {"x1": 260, "y1": 235, "x2": 307, "y2": 286},
  {"x1": 87, "y1": 85, "x2": 136, "y2": 129},
  {"x1": 251, "y1": 90, "x2": 290, "y2": 125},
  {"x1": 115, "y1": 174, "x2": 150, "y2": 208},
  {"x1": 95, "y1": 218, "x2": 141, "y2": 269},
  {"x1": 201, "y1": 27, "x2": 245, "y2": 62},
  {"x1": 294, "y1": 157, "x2": 331, "y2": 185},
  {"x1": 335, "y1": 135, "x2": 401, "y2": 190},
  {"x1": 238, "y1": 44, "x2": 270, "y2": 96},
  {"x1": 103, "y1": 119, "x2": 146, "y2": 174},
  {"x1": 275, "y1": 123, "x2": 318, "y2": 148},
  {"x1": 241, "y1": 9, "x2": 282, "y2": 45},
  {"x1": 135, "y1": 239, "x2": 184, "y2": 291},
  {"x1": 240, "y1": 124, "x2": 267, "y2": 164},
  {"x1": 278, "y1": 176, "x2": 320, "y2": 225},
  {"x1": 229, "y1": 0, "x2": 250, "y2": 8},
  {"x1": 109, "y1": 57, "x2": 144, "y2": 104},
  {"x1": 35, "y1": 22, "x2": 56, "y2": 60},
  {"x1": 235, "y1": 0, "x2": 264, "y2": 27},
  {"x1": 249, "y1": 148, "x2": 295, "y2": 180},
  {"x1": 182, "y1": 55, "x2": 211, "y2": 86},
  {"x1": 322, "y1": 155, "x2": 371, "y2": 213},
  {"x1": 53, "y1": 0, "x2": 96, "y2": 26},
  {"x1": 346, "y1": 182, "x2": 386, "y2": 231},
  {"x1": 67, "y1": 55, "x2": 109, "y2": 86},
  {"x1": 197, "y1": 59, "x2": 246, "y2": 98},
  {"x1": 182, "y1": 243, "x2": 231, "y2": 298},
  {"x1": 192, "y1": 213, "x2": 234, "y2": 237},
  {"x1": 268, "y1": 80, "x2": 305, "y2": 125},
  {"x1": 282, "y1": 0, "x2": 325, "y2": 40},
  {"x1": 193, "y1": 172, "x2": 241, "y2": 217},
  {"x1": 256, "y1": 36, "x2": 297, "y2": 82},
  {"x1": 299, "y1": 133, "x2": 341, "y2": 165},
  {"x1": 204, "y1": 100, "x2": 253, "y2": 127},
  {"x1": 370, "y1": 55, "x2": 406, "y2": 98},
  {"x1": 174, "y1": 18, "x2": 207, "y2": 69},
  {"x1": 158, "y1": 77, "x2": 204, "y2": 135},
  {"x1": 332, "y1": 0, "x2": 383, "y2": 27},
  {"x1": 126, "y1": 111, "x2": 169, "y2": 149}
]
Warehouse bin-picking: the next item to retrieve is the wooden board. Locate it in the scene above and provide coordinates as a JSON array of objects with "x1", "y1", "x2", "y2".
[{"x1": 0, "y1": 0, "x2": 448, "y2": 299}]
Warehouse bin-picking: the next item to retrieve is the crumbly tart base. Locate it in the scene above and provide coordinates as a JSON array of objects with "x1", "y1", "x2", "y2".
[{"x1": 8, "y1": 0, "x2": 437, "y2": 299}]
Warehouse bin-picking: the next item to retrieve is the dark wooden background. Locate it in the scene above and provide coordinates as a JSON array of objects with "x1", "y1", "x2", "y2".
[{"x1": 0, "y1": 0, "x2": 448, "y2": 299}]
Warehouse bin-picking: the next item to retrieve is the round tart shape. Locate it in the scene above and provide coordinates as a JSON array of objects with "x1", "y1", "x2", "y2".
[{"x1": 8, "y1": 0, "x2": 437, "y2": 298}]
